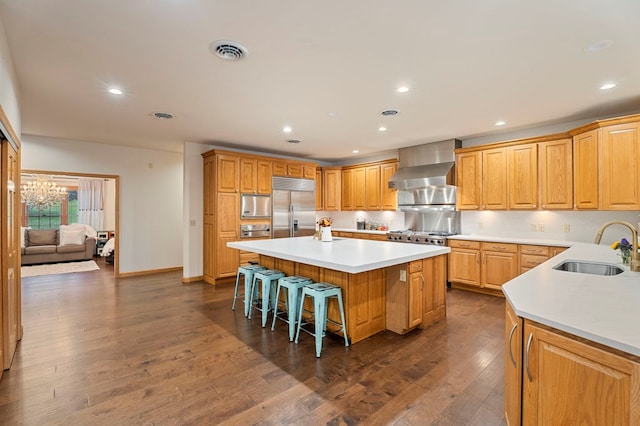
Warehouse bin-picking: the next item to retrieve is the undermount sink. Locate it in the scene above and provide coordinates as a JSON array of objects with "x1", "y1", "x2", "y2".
[{"x1": 553, "y1": 260, "x2": 624, "y2": 276}]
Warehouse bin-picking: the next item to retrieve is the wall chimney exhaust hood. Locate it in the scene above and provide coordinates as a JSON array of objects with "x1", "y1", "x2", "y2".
[{"x1": 388, "y1": 139, "x2": 461, "y2": 190}]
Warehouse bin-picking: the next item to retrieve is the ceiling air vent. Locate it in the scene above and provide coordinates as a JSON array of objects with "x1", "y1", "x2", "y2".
[
  {"x1": 286, "y1": 139, "x2": 301, "y2": 144},
  {"x1": 152, "y1": 112, "x2": 174, "y2": 120},
  {"x1": 210, "y1": 40, "x2": 248, "y2": 61},
  {"x1": 381, "y1": 109, "x2": 399, "y2": 116}
]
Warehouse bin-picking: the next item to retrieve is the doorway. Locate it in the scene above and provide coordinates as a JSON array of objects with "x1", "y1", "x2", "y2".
[{"x1": 20, "y1": 170, "x2": 120, "y2": 276}]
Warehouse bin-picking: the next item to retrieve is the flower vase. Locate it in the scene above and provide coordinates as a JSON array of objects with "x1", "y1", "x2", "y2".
[
  {"x1": 621, "y1": 249, "x2": 631, "y2": 266},
  {"x1": 321, "y1": 226, "x2": 332, "y2": 242}
]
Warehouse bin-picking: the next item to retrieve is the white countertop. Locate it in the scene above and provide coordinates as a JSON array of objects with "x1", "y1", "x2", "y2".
[
  {"x1": 449, "y1": 233, "x2": 576, "y2": 247},
  {"x1": 502, "y1": 242, "x2": 640, "y2": 357},
  {"x1": 228, "y1": 236, "x2": 450, "y2": 274}
]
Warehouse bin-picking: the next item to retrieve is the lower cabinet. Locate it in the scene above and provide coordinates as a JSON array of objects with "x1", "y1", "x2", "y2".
[
  {"x1": 506, "y1": 301, "x2": 640, "y2": 425},
  {"x1": 386, "y1": 255, "x2": 447, "y2": 334},
  {"x1": 480, "y1": 242, "x2": 519, "y2": 290}
]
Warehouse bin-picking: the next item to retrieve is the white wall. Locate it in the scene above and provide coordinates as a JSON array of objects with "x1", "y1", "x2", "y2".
[
  {"x1": 22, "y1": 135, "x2": 183, "y2": 274},
  {"x1": 461, "y1": 210, "x2": 639, "y2": 246},
  {"x1": 182, "y1": 142, "x2": 208, "y2": 279},
  {"x1": 0, "y1": 13, "x2": 21, "y2": 138}
]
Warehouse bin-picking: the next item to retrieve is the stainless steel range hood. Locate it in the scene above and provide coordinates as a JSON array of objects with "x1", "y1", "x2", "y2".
[{"x1": 388, "y1": 139, "x2": 461, "y2": 190}]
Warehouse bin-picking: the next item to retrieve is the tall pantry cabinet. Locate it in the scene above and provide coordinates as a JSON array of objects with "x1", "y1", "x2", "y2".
[{"x1": 0, "y1": 109, "x2": 22, "y2": 377}]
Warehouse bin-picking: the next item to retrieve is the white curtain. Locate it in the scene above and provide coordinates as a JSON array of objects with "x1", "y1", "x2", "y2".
[{"x1": 78, "y1": 178, "x2": 105, "y2": 230}]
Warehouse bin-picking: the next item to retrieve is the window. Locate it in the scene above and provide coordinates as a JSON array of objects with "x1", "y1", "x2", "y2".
[{"x1": 22, "y1": 189, "x2": 78, "y2": 229}]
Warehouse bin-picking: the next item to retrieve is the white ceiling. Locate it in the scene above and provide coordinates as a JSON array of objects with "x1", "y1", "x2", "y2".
[{"x1": 1, "y1": 0, "x2": 639, "y2": 161}]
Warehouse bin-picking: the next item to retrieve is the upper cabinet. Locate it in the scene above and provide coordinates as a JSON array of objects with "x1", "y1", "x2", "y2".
[
  {"x1": 216, "y1": 154, "x2": 239, "y2": 193},
  {"x1": 456, "y1": 113, "x2": 640, "y2": 211},
  {"x1": 322, "y1": 167, "x2": 341, "y2": 211},
  {"x1": 273, "y1": 160, "x2": 316, "y2": 179},
  {"x1": 341, "y1": 159, "x2": 398, "y2": 211}
]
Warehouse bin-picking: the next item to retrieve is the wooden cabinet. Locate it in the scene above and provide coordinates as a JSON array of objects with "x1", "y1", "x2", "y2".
[
  {"x1": 386, "y1": 255, "x2": 447, "y2": 335},
  {"x1": 216, "y1": 154, "x2": 239, "y2": 193},
  {"x1": 341, "y1": 160, "x2": 398, "y2": 211},
  {"x1": 539, "y1": 138, "x2": 573, "y2": 209},
  {"x1": 508, "y1": 144, "x2": 538, "y2": 209},
  {"x1": 303, "y1": 164, "x2": 316, "y2": 179},
  {"x1": 381, "y1": 161, "x2": 398, "y2": 210},
  {"x1": 504, "y1": 301, "x2": 523, "y2": 426},
  {"x1": 456, "y1": 151, "x2": 481, "y2": 210},
  {"x1": 573, "y1": 129, "x2": 599, "y2": 209},
  {"x1": 601, "y1": 122, "x2": 640, "y2": 210},
  {"x1": 240, "y1": 157, "x2": 272, "y2": 194},
  {"x1": 480, "y1": 242, "x2": 518, "y2": 290},
  {"x1": 216, "y1": 192, "x2": 239, "y2": 278},
  {"x1": 482, "y1": 147, "x2": 508, "y2": 210},
  {"x1": 322, "y1": 167, "x2": 341, "y2": 211},
  {"x1": 448, "y1": 239, "x2": 481, "y2": 287},
  {"x1": 315, "y1": 168, "x2": 323, "y2": 210},
  {"x1": 519, "y1": 245, "x2": 551, "y2": 274},
  {"x1": 341, "y1": 168, "x2": 354, "y2": 210},
  {"x1": 273, "y1": 160, "x2": 316, "y2": 179},
  {"x1": 521, "y1": 321, "x2": 640, "y2": 425}
]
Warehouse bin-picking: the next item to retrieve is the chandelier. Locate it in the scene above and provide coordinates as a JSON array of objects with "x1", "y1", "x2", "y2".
[{"x1": 21, "y1": 175, "x2": 67, "y2": 210}]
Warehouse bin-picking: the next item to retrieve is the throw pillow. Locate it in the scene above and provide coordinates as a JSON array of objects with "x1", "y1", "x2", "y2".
[
  {"x1": 59, "y1": 229, "x2": 86, "y2": 246},
  {"x1": 20, "y1": 226, "x2": 28, "y2": 248},
  {"x1": 27, "y1": 229, "x2": 58, "y2": 246}
]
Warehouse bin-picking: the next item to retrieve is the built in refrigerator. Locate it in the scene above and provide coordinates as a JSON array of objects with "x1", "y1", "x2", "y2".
[{"x1": 272, "y1": 176, "x2": 316, "y2": 238}]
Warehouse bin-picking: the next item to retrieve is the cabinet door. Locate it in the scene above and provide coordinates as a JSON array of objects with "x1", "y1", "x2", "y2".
[
  {"x1": 315, "y1": 168, "x2": 323, "y2": 210},
  {"x1": 203, "y1": 155, "x2": 216, "y2": 283},
  {"x1": 381, "y1": 162, "x2": 398, "y2": 210},
  {"x1": 239, "y1": 158, "x2": 257, "y2": 193},
  {"x1": 408, "y1": 272, "x2": 423, "y2": 329},
  {"x1": 456, "y1": 151, "x2": 481, "y2": 210},
  {"x1": 508, "y1": 144, "x2": 538, "y2": 209},
  {"x1": 448, "y1": 248, "x2": 481, "y2": 286},
  {"x1": 217, "y1": 154, "x2": 239, "y2": 193},
  {"x1": 504, "y1": 302, "x2": 522, "y2": 426},
  {"x1": 522, "y1": 321, "x2": 640, "y2": 425},
  {"x1": 323, "y1": 168, "x2": 341, "y2": 211},
  {"x1": 341, "y1": 169, "x2": 354, "y2": 210},
  {"x1": 601, "y1": 123, "x2": 640, "y2": 210},
  {"x1": 481, "y1": 251, "x2": 518, "y2": 290},
  {"x1": 354, "y1": 167, "x2": 367, "y2": 210},
  {"x1": 303, "y1": 165, "x2": 316, "y2": 179},
  {"x1": 287, "y1": 162, "x2": 303, "y2": 178},
  {"x1": 272, "y1": 161, "x2": 287, "y2": 176},
  {"x1": 482, "y1": 148, "x2": 508, "y2": 209},
  {"x1": 365, "y1": 165, "x2": 381, "y2": 210},
  {"x1": 256, "y1": 160, "x2": 272, "y2": 194},
  {"x1": 539, "y1": 139, "x2": 573, "y2": 209},
  {"x1": 423, "y1": 255, "x2": 446, "y2": 327},
  {"x1": 216, "y1": 193, "x2": 239, "y2": 278},
  {"x1": 573, "y1": 130, "x2": 599, "y2": 209}
]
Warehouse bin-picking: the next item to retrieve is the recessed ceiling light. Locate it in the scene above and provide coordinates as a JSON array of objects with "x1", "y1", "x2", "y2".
[
  {"x1": 378, "y1": 126, "x2": 387, "y2": 132},
  {"x1": 352, "y1": 150, "x2": 359, "y2": 154},
  {"x1": 584, "y1": 40, "x2": 613, "y2": 53},
  {"x1": 397, "y1": 86, "x2": 409, "y2": 93},
  {"x1": 495, "y1": 120, "x2": 506, "y2": 126},
  {"x1": 283, "y1": 126, "x2": 292, "y2": 133},
  {"x1": 381, "y1": 109, "x2": 399, "y2": 116},
  {"x1": 108, "y1": 88, "x2": 123, "y2": 95},
  {"x1": 328, "y1": 112, "x2": 337, "y2": 117},
  {"x1": 286, "y1": 139, "x2": 300, "y2": 144},
  {"x1": 600, "y1": 83, "x2": 616, "y2": 90}
]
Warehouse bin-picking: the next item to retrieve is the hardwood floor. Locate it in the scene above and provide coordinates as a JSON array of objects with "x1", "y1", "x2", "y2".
[{"x1": 0, "y1": 262, "x2": 507, "y2": 425}]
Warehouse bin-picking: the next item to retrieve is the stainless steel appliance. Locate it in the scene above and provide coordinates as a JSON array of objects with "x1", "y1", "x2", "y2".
[
  {"x1": 386, "y1": 230, "x2": 453, "y2": 246},
  {"x1": 240, "y1": 223, "x2": 271, "y2": 238},
  {"x1": 241, "y1": 193, "x2": 271, "y2": 218},
  {"x1": 272, "y1": 176, "x2": 316, "y2": 238}
]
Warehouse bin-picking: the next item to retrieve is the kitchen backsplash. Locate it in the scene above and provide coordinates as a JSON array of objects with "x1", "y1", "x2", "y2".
[{"x1": 317, "y1": 211, "x2": 405, "y2": 231}]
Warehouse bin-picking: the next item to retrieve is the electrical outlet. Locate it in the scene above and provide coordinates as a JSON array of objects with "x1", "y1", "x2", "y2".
[
  {"x1": 399, "y1": 270, "x2": 406, "y2": 282},
  {"x1": 478, "y1": 222, "x2": 484, "y2": 230},
  {"x1": 530, "y1": 224, "x2": 537, "y2": 232},
  {"x1": 564, "y1": 223, "x2": 570, "y2": 233},
  {"x1": 538, "y1": 223, "x2": 545, "y2": 232},
  {"x1": 190, "y1": 219, "x2": 196, "y2": 226}
]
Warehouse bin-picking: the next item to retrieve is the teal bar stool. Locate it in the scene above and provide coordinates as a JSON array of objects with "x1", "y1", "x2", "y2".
[
  {"x1": 248, "y1": 269, "x2": 285, "y2": 327},
  {"x1": 295, "y1": 282, "x2": 349, "y2": 357},
  {"x1": 271, "y1": 275, "x2": 313, "y2": 341},
  {"x1": 232, "y1": 264, "x2": 266, "y2": 317}
]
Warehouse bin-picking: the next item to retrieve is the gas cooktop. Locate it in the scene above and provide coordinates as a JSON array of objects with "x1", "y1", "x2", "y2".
[{"x1": 385, "y1": 230, "x2": 456, "y2": 246}]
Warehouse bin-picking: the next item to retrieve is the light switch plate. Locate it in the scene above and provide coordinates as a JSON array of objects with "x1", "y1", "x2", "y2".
[{"x1": 400, "y1": 270, "x2": 406, "y2": 282}]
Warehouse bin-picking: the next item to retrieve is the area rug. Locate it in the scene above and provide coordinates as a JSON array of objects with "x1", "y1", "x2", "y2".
[{"x1": 21, "y1": 260, "x2": 100, "y2": 278}]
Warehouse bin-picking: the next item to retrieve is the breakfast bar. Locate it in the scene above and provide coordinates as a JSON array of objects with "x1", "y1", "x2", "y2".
[{"x1": 228, "y1": 236, "x2": 450, "y2": 343}]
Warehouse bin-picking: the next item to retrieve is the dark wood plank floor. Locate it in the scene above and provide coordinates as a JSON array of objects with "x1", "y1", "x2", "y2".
[{"x1": 0, "y1": 261, "x2": 507, "y2": 425}]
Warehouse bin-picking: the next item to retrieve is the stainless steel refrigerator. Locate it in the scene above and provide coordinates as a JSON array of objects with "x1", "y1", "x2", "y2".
[{"x1": 272, "y1": 176, "x2": 316, "y2": 238}]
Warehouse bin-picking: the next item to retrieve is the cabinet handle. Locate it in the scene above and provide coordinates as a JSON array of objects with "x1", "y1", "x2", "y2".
[
  {"x1": 420, "y1": 274, "x2": 425, "y2": 291},
  {"x1": 508, "y1": 322, "x2": 518, "y2": 368},
  {"x1": 460, "y1": 243, "x2": 471, "y2": 248},
  {"x1": 492, "y1": 246, "x2": 506, "y2": 251},
  {"x1": 476, "y1": 253, "x2": 480, "y2": 264},
  {"x1": 482, "y1": 253, "x2": 486, "y2": 265},
  {"x1": 525, "y1": 332, "x2": 534, "y2": 382}
]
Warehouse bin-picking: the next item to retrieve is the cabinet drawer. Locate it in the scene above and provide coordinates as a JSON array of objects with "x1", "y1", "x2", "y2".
[
  {"x1": 520, "y1": 254, "x2": 548, "y2": 269},
  {"x1": 449, "y1": 240, "x2": 481, "y2": 250},
  {"x1": 239, "y1": 251, "x2": 260, "y2": 265},
  {"x1": 409, "y1": 260, "x2": 423, "y2": 273},
  {"x1": 481, "y1": 242, "x2": 518, "y2": 253},
  {"x1": 520, "y1": 245, "x2": 550, "y2": 256}
]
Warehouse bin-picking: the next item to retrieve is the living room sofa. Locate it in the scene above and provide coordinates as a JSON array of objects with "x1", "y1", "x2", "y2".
[{"x1": 21, "y1": 228, "x2": 96, "y2": 266}]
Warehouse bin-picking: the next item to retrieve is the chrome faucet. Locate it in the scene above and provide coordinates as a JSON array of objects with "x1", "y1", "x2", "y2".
[{"x1": 594, "y1": 221, "x2": 640, "y2": 272}]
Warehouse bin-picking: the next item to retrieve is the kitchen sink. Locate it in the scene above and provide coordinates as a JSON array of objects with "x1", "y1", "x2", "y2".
[{"x1": 552, "y1": 260, "x2": 624, "y2": 276}]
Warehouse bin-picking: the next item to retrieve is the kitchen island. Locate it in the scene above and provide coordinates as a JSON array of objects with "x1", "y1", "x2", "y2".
[
  {"x1": 502, "y1": 242, "x2": 640, "y2": 424},
  {"x1": 228, "y1": 236, "x2": 450, "y2": 343}
]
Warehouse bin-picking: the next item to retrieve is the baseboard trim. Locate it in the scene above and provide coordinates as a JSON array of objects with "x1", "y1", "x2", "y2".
[
  {"x1": 181, "y1": 275, "x2": 204, "y2": 283},
  {"x1": 117, "y1": 266, "x2": 182, "y2": 278}
]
